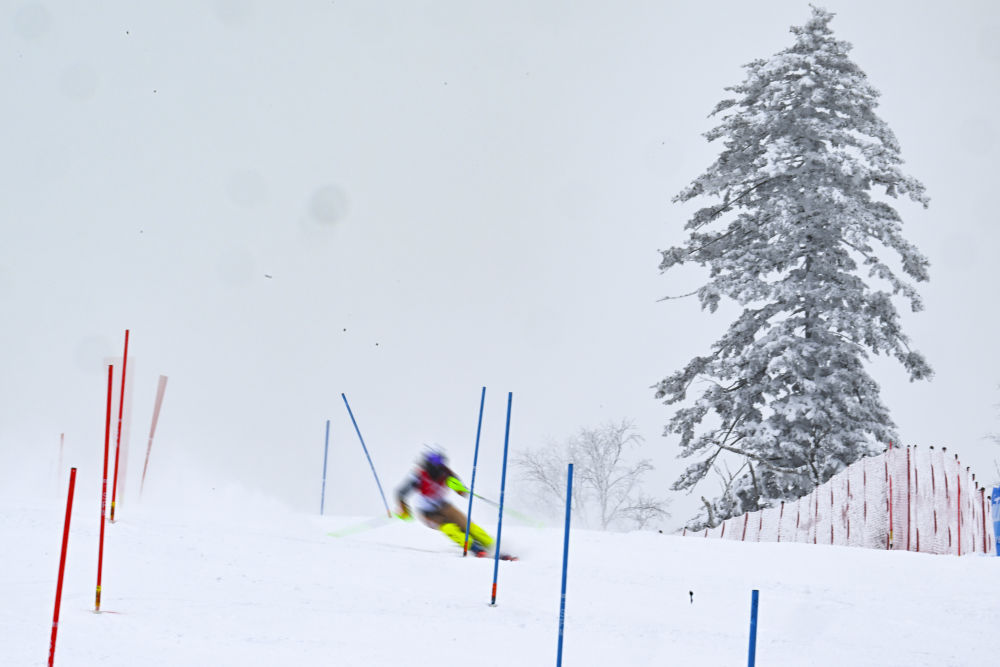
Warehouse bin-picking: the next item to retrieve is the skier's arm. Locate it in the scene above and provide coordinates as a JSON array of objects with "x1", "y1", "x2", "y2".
[
  {"x1": 443, "y1": 467, "x2": 469, "y2": 496},
  {"x1": 395, "y1": 474, "x2": 417, "y2": 519}
]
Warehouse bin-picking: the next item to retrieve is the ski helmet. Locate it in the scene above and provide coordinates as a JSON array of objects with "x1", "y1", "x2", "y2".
[{"x1": 421, "y1": 447, "x2": 447, "y2": 478}]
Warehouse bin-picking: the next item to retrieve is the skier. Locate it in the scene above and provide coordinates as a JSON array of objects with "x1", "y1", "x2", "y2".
[{"x1": 395, "y1": 448, "x2": 495, "y2": 557}]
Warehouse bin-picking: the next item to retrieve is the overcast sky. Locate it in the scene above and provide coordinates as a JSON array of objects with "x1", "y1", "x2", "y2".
[{"x1": 3, "y1": 1, "x2": 999, "y2": 526}]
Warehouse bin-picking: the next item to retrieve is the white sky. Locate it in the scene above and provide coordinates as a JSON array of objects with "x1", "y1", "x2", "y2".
[{"x1": 2, "y1": 1, "x2": 999, "y2": 525}]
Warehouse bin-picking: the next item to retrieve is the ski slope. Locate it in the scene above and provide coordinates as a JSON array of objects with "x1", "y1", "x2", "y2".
[{"x1": 4, "y1": 469, "x2": 998, "y2": 667}]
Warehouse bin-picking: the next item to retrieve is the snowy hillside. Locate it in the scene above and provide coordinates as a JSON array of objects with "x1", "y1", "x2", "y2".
[{"x1": 5, "y1": 468, "x2": 999, "y2": 667}]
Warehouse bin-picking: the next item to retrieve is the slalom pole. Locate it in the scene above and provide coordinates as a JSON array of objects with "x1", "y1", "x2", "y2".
[
  {"x1": 747, "y1": 589, "x2": 760, "y2": 667},
  {"x1": 555, "y1": 463, "x2": 573, "y2": 667},
  {"x1": 464, "y1": 387, "x2": 486, "y2": 556},
  {"x1": 341, "y1": 393, "x2": 391, "y2": 517},
  {"x1": 96, "y1": 364, "x2": 113, "y2": 612},
  {"x1": 140, "y1": 375, "x2": 168, "y2": 496},
  {"x1": 49, "y1": 467, "x2": 77, "y2": 667},
  {"x1": 110, "y1": 329, "x2": 129, "y2": 522},
  {"x1": 489, "y1": 392, "x2": 513, "y2": 607},
  {"x1": 992, "y1": 487, "x2": 1000, "y2": 556},
  {"x1": 321, "y1": 420, "x2": 330, "y2": 515}
]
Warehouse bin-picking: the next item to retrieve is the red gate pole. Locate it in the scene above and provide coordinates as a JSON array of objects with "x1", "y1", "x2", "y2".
[
  {"x1": 913, "y1": 447, "x2": 919, "y2": 552},
  {"x1": 110, "y1": 329, "x2": 129, "y2": 522},
  {"x1": 795, "y1": 499, "x2": 801, "y2": 542},
  {"x1": 96, "y1": 365, "x2": 113, "y2": 611},
  {"x1": 49, "y1": 467, "x2": 77, "y2": 667},
  {"x1": 863, "y1": 461, "x2": 867, "y2": 523},
  {"x1": 846, "y1": 476, "x2": 851, "y2": 544},
  {"x1": 888, "y1": 473, "x2": 893, "y2": 550},
  {"x1": 140, "y1": 375, "x2": 168, "y2": 496}
]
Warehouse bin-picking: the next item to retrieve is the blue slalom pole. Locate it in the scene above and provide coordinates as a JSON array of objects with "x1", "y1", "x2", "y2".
[
  {"x1": 992, "y1": 487, "x2": 999, "y2": 556},
  {"x1": 464, "y1": 387, "x2": 486, "y2": 556},
  {"x1": 341, "y1": 393, "x2": 391, "y2": 518},
  {"x1": 747, "y1": 589, "x2": 760, "y2": 667},
  {"x1": 320, "y1": 419, "x2": 330, "y2": 515},
  {"x1": 556, "y1": 463, "x2": 573, "y2": 667},
  {"x1": 490, "y1": 391, "x2": 513, "y2": 606}
]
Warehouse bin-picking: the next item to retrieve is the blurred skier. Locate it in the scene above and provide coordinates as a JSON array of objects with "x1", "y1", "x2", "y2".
[{"x1": 395, "y1": 448, "x2": 495, "y2": 557}]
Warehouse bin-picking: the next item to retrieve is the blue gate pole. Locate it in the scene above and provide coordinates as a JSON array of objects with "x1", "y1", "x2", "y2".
[
  {"x1": 490, "y1": 391, "x2": 513, "y2": 606},
  {"x1": 320, "y1": 419, "x2": 330, "y2": 515},
  {"x1": 341, "y1": 393, "x2": 391, "y2": 517},
  {"x1": 464, "y1": 387, "x2": 486, "y2": 556},
  {"x1": 992, "y1": 487, "x2": 999, "y2": 556},
  {"x1": 556, "y1": 463, "x2": 574, "y2": 667},
  {"x1": 747, "y1": 589, "x2": 760, "y2": 667}
]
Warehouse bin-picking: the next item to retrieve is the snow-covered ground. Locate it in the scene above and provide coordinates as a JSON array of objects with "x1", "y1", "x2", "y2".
[{"x1": 4, "y1": 460, "x2": 998, "y2": 667}]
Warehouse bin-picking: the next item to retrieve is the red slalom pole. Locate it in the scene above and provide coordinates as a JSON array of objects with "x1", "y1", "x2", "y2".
[
  {"x1": 96, "y1": 364, "x2": 113, "y2": 612},
  {"x1": 49, "y1": 467, "x2": 77, "y2": 667},
  {"x1": 140, "y1": 375, "x2": 168, "y2": 496},
  {"x1": 110, "y1": 329, "x2": 129, "y2": 522}
]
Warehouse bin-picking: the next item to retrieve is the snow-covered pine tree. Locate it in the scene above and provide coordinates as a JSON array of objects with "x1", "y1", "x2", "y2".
[{"x1": 656, "y1": 6, "x2": 931, "y2": 528}]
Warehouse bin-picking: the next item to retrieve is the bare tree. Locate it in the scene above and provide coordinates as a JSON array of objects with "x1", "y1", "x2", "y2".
[
  {"x1": 515, "y1": 420, "x2": 669, "y2": 530},
  {"x1": 516, "y1": 443, "x2": 590, "y2": 525}
]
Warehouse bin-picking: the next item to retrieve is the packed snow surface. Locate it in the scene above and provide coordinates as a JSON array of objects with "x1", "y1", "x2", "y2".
[{"x1": 5, "y1": 475, "x2": 998, "y2": 667}]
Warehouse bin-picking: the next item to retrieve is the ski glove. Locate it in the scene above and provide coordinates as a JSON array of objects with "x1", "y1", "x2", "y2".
[{"x1": 446, "y1": 476, "x2": 469, "y2": 495}]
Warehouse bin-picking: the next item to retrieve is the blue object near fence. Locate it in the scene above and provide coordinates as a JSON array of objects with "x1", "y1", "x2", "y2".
[
  {"x1": 556, "y1": 463, "x2": 573, "y2": 667},
  {"x1": 341, "y1": 393, "x2": 391, "y2": 517},
  {"x1": 490, "y1": 392, "x2": 513, "y2": 606},
  {"x1": 464, "y1": 387, "x2": 486, "y2": 557},
  {"x1": 992, "y1": 487, "x2": 999, "y2": 557},
  {"x1": 748, "y1": 589, "x2": 759, "y2": 667},
  {"x1": 321, "y1": 419, "x2": 330, "y2": 515}
]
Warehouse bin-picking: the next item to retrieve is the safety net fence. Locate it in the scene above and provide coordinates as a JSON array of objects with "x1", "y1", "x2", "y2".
[{"x1": 685, "y1": 446, "x2": 997, "y2": 556}]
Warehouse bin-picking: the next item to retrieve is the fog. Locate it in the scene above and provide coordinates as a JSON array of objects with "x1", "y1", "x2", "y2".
[{"x1": 3, "y1": 1, "x2": 998, "y2": 527}]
